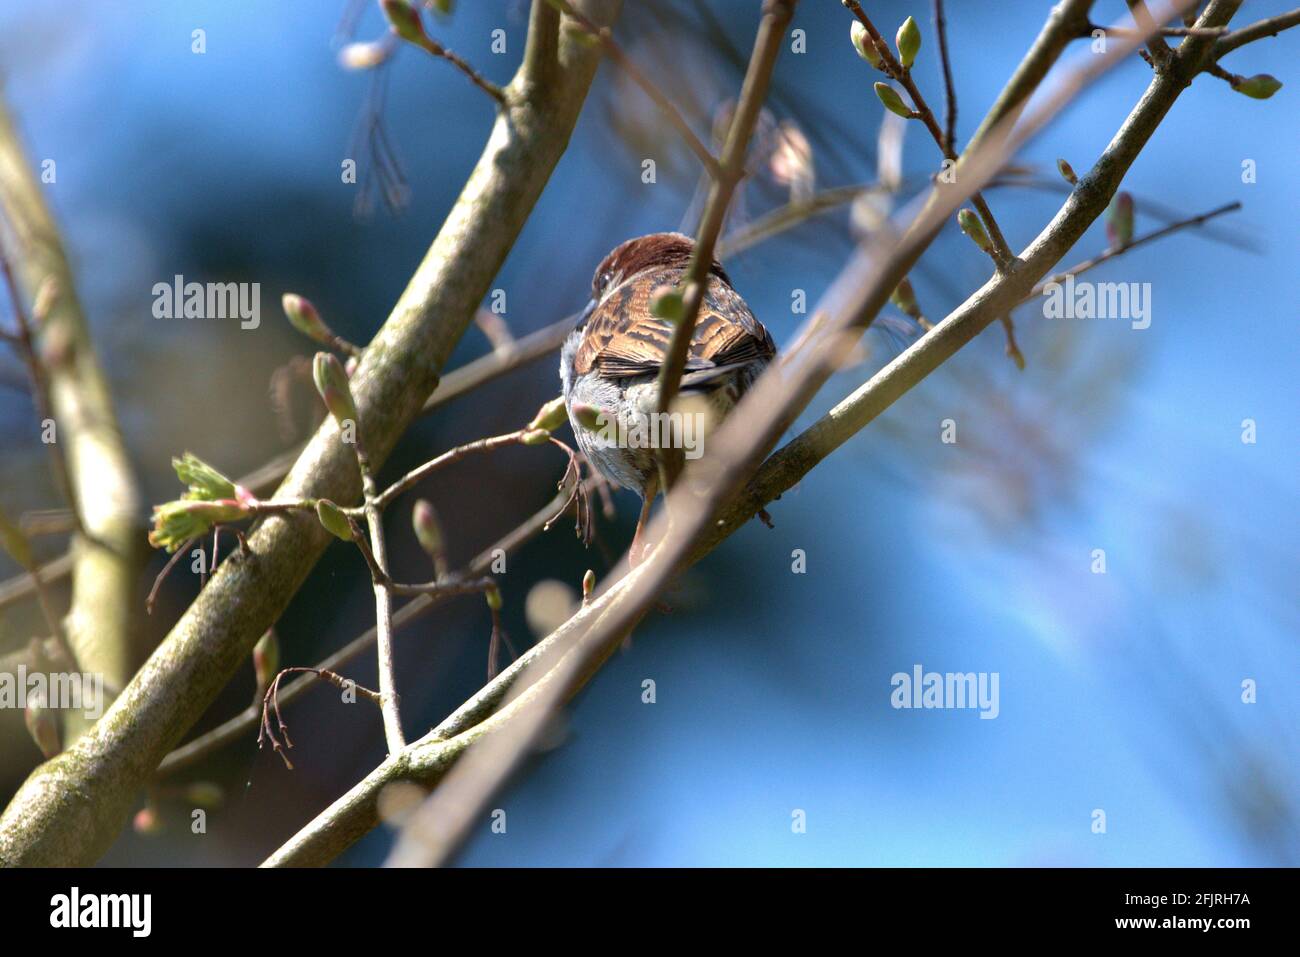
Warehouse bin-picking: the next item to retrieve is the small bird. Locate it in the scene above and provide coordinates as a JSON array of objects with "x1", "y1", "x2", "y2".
[{"x1": 560, "y1": 232, "x2": 776, "y2": 564}]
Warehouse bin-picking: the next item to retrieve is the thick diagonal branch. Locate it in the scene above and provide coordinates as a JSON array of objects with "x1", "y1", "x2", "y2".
[{"x1": 0, "y1": 0, "x2": 622, "y2": 867}]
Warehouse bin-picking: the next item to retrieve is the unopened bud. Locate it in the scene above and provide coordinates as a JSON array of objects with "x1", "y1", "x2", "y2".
[
  {"x1": 316, "y1": 499, "x2": 354, "y2": 542},
  {"x1": 312, "y1": 352, "x2": 358, "y2": 428},
  {"x1": 412, "y1": 499, "x2": 445, "y2": 562},
  {"x1": 850, "y1": 21, "x2": 883, "y2": 70},
  {"x1": 282, "y1": 294, "x2": 333, "y2": 344},
  {"x1": 957, "y1": 209, "x2": 993, "y2": 255},
  {"x1": 895, "y1": 16, "x2": 921, "y2": 69},
  {"x1": 485, "y1": 583, "x2": 503, "y2": 612},
  {"x1": 520, "y1": 429, "x2": 551, "y2": 446},
  {"x1": 1056, "y1": 158, "x2": 1078, "y2": 186},
  {"x1": 874, "y1": 82, "x2": 913, "y2": 119},
  {"x1": 582, "y1": 569, "x2": 595, "y2": 603},
  {"x1": 890, "y1": 277, "x2": 917, "y2": 315},
  {"x1": 24, "y1": 691, "x2": 60, "y2": 759},
  {"x1": 381, "y1": 0, "x2": 428, "y2": 46},
  {"x1": 253, "y1": 629, "x2": 279, "y2": 693},
  {"x1": 569, "y1": 402, "x2": 606, "y2": 432},
  {"x1": 650, "y1": 287, "x2": 685, "y2": 323},
  {"x1": 1106, "y1": 192, "x2": 1134, "y2": 248},
  {"x1": 528, "y1": 396, "x2": 568, "y2": 432},
  {"x1": 1231, "y1": 73, "x2": 1282, "y2": 100}
]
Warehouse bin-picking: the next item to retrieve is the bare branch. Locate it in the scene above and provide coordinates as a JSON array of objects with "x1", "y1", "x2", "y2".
[
  {"x1": 0, "y1": 98, "x2": 144, "y2": 733},
  {"x1": 0, "y1": 0, "x2": 623, "y2": 867}
]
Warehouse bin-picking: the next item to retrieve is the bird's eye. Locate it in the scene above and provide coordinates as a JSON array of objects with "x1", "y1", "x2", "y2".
[{"x1": 599, "y1": 271, "x2": 614, "y2": 291}]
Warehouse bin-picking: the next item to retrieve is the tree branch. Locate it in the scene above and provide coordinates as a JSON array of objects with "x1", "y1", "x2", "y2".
[
  {"x1": 654, "y1": 0, "x2": 798, "y2": 487},
  {"x1": 0, "y1": 0, "x2": 623, "y2": 867},
  {"x1": 0, "y1": 99, "x2": 144, "y2": 735}
]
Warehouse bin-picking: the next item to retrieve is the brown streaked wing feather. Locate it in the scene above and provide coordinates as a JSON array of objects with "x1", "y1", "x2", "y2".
[{"x1": 575, "y1": 272, "x2": 774, "y2": 379}]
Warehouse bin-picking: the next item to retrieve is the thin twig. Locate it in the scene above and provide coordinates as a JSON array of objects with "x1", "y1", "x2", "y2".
[
  {"x1": 0, "y1": 254, "x2": 86, "y2": 538},
  {"x1": 548, "y1": 0, "x2": 720, "y2": 177},
  {"x1": 1021, "y1": 201, "x2": 1242, "y2": 303},
  {"x1": 843, "y1": 0, "x2": 1015, "y2": 270},
  {"x1": 655, "y1": 0, "x2": 797, "y2": 489},
  {"x1": 356, "y1": 437, "x2": 404, "y2": 755},
  {"x1": 932, "y1": 0, "x2": 958, "y2": 156},
  {"x1": 156, "y1": 480, "x2": 595, "y2": 777},
  {"x1": 372, "y1": 430, "x2": 532, "y2": 510},
  {"x1": 1212, "y1": 8, "x2": 1300, "y2": 58}
]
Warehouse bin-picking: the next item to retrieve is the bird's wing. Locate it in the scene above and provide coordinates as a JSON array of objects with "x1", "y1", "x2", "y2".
[{"x1": 574, "y1": 274, "x2": 775, "y2": 379}]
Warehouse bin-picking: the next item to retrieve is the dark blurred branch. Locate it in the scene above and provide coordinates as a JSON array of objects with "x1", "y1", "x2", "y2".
[
  {"x1": 655, "y1": 0, "x2": 798, "y2": 488},
  {"x1": 548, "y1": 0, "x2": 720, "y2": 176},
  {"x1": 0, "y1": 99, "x2": 144, "y2": 735},
  {"x1": 1211, "y1": 8, "x2": 1300, "y2": 58},
  {"x1": 0, "y1": 260, "x2": 84, "y2": 540},
  {"x1": 932, "y1": 0, "x2": 957, "y2": 156},
  {"x1": 0, "y1": 0, "x2": 622, "y2": 867}
]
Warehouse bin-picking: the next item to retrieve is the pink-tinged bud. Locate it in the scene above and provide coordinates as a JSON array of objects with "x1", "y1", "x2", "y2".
[
  {"x1": 133, "y1": 806, "x2": 163, "y2": 836},
  {"x1": 582, "y1": 569, "x2": 595, "y2": 603},
  {"x1": 528, "y1": 396, "x2": 568, "y2": 433},
  {"x1": 0, "y1": 505, "x2": 33, "y2": 569},
  {"x1": 338, "y1": 41, "x2": 391, "y2": 71},
  {"x1": 485, "y1": 583, "x2": 503, "y2": 611},
  {"x1": 1231, "y1": 74, "x2": 1282, "y2": 100},
  {"x1": 185, "y1": 782, "x2": 225, "y2": 810},
  {"x1": 345, "y1": 355, "x2": 360, "y2": 377},
  {"x1": 895, "y1": 16, "x2": 921, "y2": 70},
  {"x1": 850, "y1": 21, "x2": 883, "y2": 70},
  {"x1": 316, "y1": 499, "x2": 354, "y2": 542},
  {"x1": 253, "y1": 629, "x2": 279, "y2": 693},
  {"x1": 149, "y1": 499, "x2": 251, "y2": 553},
  {"x1": 874, "y1": 82, "x2": 913, "y2": 119},
  {"x1": 381, "y1": 0, "x2": 430, "y2": 47},
  {"x1": 412, "y1": 499, "x2": 445, "y2": 562},
  {"x1": 569, "y1": 402, "x2": 606, "y2": 432},
  {"x1": 312, "y1": 352, "x2": 358, "y2": 427},
  {"x1": 282, "y1": 293, "x2": 333, "y2": 343},
  {"x1": 24, "y1": 691, "x2": 60, "y2": 759},
  {"x1": 1107, "y1": 192, "x2": 1134, "y2": 248},
  {"x1": 1056, "y1": 158, "x2": 1078, "y2": 186},
  {"x1": 650, "y1": 286, "x2": 685, "y2": 323},
  {"x1": 957, "y1": 209, "x2": 993, "y2": 255}
]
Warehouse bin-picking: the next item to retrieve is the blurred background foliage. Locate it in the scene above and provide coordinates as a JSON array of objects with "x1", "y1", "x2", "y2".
[{"x1": 0, "y1": 0, "x2": 1295, "y2": 865}]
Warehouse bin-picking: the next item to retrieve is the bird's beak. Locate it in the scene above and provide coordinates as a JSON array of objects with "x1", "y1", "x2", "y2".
[{"x1": 576, "y1": 297, "x2": 597, "y2": 329}]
